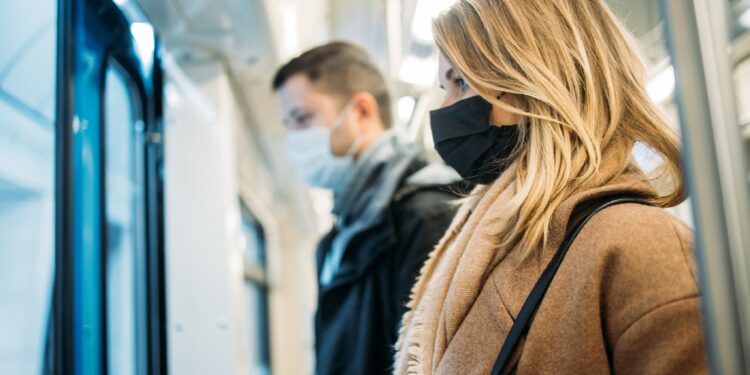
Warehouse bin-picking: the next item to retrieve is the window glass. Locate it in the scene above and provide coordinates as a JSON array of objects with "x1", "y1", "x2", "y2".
[
  {"x1": 605, "y1": 0, "x2": 694, "y2": 224},
  {"x1": 0, "y1": 1, "x2": 57, "y2": 374},
  {"x1": 729, "y1": 0, "x2": 750, "y2": 120},
  {"x1": 729, "y1": 0, "x2": 750, "y2": 178},
  {"x1": 731, "y1": 0, "x2": 750, "y2": 33},
  {"x1": 240, "y1": 205, "x2": 271, "y2": 375},
  {"x1": 104, "y1": 63, "x2": 147, "y2": 375},
  {"x1": 241, "y1": 205, "x2": 266, "y2": 266},
  {"x1": 735, "y1": 58, "x2": 750, "y2": 126},
  {"x1": 606, "y1": 0, "x2": 666, "y2": 64},
  {"x1": 245, "y1": 284, "x2": 271, "y2": 375}
]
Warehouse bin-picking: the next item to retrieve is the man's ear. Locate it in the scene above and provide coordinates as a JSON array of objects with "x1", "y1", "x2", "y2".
[{"x1": 351, "y1": 91, "x2": 379, "y2": 124}]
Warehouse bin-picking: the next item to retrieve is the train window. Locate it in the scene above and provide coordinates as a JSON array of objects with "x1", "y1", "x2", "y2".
[
  {"x1": 239, "y1": 202, "x2": 271, "y2": 375},
  {"x1": 736, "y1": 57, "x2": 750, "y2": 172},
  {"x1": 731, "y1": 1, "x2": 750, "y2": 123},
  {"x1": 730, "y1": 0, "x2": 750, "y2": 180},
  {"x1": 104, "y1": 62, "x2": 148, "y2": 375},
  {"x1": 736, "y1": 58, "x2": 750, "y2": 126},
  {"x1": 0, "y1": 0, "x2": 57, "y2": 374},
  {"x1": 731, "y1": 0, "x2": 750, "y2": 33}
]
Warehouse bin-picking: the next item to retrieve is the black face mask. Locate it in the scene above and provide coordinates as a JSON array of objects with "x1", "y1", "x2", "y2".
[{"x1": 430, "y1": 95, "x2": 521, "y2": 184}]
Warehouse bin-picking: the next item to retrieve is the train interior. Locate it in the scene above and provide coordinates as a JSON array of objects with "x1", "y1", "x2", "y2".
[{"x1": 2, "y1": 0, "x2": 750, "y2": 373}]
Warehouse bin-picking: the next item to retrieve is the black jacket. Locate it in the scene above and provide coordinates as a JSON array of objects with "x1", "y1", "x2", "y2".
[{"x1": 314, "y1": 158, "x2": 460, "y2": 375}]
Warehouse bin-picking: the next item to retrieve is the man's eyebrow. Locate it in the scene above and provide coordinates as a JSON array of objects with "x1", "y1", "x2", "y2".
[{"x1": 289, "y1": 107, "x2": 306, "y2": 118}]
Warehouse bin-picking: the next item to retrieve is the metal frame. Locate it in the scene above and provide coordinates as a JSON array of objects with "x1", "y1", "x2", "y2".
[
  {"x1": 54, "y1": 0, "x2": 76, "y2": 373},
  {"x1": 145, "y1": 42, "x2": 168, "y2": 375},
  {"x1": 661, "y1": 0, "x2": 750, "y2": 373}
]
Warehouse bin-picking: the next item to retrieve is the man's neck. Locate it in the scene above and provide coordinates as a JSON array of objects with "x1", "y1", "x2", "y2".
[{"x1": 353, "y1": 125, "x2": 386, "y2": 160}]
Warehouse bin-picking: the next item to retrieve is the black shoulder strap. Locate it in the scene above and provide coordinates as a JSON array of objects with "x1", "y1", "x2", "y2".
[{"x1": 490, "y1": 196, "x2": 651, "y2": 375}]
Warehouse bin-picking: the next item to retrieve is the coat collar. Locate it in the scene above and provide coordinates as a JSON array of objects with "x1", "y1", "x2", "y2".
[{"x1": 318, "y1": 153, "x2": 452, "y2": 293}]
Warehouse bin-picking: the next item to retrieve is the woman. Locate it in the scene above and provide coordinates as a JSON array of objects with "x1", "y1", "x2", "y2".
[{"x1": 394, "y1": 0, "x2": 707, "y2": 374}]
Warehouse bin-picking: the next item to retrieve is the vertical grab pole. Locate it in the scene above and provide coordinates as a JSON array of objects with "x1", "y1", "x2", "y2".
[
  {"x1": 55, "y1": 0, "x2": 76, "y2": 372},
  {"x1": 661, "y1": 0, "x2": 750, "y2": 373}
]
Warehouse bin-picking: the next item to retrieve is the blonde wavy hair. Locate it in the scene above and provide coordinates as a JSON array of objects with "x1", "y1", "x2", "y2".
[{"x1": 433, "y1": 0, "x2": 686, "y2": 260}]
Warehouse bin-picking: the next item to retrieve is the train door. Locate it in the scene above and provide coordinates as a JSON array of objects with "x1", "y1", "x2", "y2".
[
  {"x1": 55, "y1": 0, "x2": 165, "y2": 374},
  {"x1": 660, "y1": 0, "x2": 750, "y2": 373}
]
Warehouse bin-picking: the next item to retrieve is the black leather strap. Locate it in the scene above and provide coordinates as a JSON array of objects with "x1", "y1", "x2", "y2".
[{"x1": 490, "y1": 196, "x2": 651, "y2": 375}]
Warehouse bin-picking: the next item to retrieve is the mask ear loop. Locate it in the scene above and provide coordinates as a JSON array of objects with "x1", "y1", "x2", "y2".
[{"x1": 330, "y1": 99, "x2": 364, "y2": 158}]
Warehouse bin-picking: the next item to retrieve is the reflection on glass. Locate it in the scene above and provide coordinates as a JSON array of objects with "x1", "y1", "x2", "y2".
[
  {"x1": 0, "y1": 1, "x2": 57, "y2": 374},
  {"x1": 731, "y1": 0, "x2": 750, "y2": 33},
  {"x1": 240, "y1": 205, "x2": 271, "y2": 375},
  {"x1": 105, "y1": 63, "x2": 147, "y2": 375},
  {"x1": 730, "y1": 0, "x2": 750, "y2": 182}
]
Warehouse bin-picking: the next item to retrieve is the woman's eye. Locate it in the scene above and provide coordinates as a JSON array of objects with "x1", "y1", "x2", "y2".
[{"x1": 456, "y1": 78, "x2": 469, "y2": 92}]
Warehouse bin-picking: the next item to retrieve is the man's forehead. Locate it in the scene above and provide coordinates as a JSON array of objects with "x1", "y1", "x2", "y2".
[
  {"x1": 277, "y1": 76, "x2": 312, "y2": 113},
  {"x1": 278, "y1": 74, "x2": 314, "y2": 99},
  {"x1": 282, "y1": 74, "x2": 336, "y2": 105}
]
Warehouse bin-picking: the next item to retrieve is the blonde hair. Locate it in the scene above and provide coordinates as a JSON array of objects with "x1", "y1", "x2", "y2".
[{"x1": 433, "y1": 0, "x2": 685, "y2": 260}]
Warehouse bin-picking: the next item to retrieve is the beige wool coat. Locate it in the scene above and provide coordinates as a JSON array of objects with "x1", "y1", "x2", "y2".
[{"x1": 394, "y1": 145, "x2": 708, "y2": 375}]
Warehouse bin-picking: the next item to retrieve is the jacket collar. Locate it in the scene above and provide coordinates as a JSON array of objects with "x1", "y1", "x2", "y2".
[
  {"x1": 319, "y1": 137, "x2": 432, "y2": 292},
  {"x1": 332, "y1": 131, "x2": 416, "y2": 227}
]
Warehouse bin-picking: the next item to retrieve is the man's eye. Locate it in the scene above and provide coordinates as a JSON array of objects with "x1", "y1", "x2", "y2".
[{"x1": 296, "y1": 114, "x2": 312, "y2": 125}]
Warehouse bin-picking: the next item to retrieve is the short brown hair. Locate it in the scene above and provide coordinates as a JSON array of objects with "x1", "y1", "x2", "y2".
[{"x1": 272, "y1": 41, "x2": 393, "y2": 128}]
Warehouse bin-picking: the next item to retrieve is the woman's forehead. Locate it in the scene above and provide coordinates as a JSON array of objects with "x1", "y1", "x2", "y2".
[{"x1": 438, "y1": 53, "x2": 453, "y2": 77}]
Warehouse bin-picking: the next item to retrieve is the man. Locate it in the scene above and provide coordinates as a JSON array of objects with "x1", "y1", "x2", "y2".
[{"x1": 272, "y1": 41, "x2": 460, "y2": 374}]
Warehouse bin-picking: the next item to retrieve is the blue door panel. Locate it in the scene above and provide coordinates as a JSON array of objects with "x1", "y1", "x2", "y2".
[{"x1": 57, "y1": 0, "x2": 165, "y2": 374}]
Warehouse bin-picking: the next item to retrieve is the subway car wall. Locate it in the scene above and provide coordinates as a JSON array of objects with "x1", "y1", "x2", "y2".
[{"x1": 2, "y1": 0, "x2": 750, "y2": 374}]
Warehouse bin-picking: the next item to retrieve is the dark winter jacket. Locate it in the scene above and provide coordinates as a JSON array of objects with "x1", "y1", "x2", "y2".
[{"x1": 314, "y1": 134, "x2": 461, "y2": 375}]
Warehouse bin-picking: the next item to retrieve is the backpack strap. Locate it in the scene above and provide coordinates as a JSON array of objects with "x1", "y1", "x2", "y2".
[{"x1": 491, "y1": 196, "x2": 652, "y2": 375}]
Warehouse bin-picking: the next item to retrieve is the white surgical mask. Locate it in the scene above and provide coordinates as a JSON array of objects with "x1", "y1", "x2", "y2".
[{"x1": 286, "y1": 101, "x2": 362, "y2": 190}]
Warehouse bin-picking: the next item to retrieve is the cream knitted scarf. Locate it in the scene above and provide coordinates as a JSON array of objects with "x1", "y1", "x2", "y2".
[{"x1": 394, "y1": 160, "x2": 520, "y2": 374}]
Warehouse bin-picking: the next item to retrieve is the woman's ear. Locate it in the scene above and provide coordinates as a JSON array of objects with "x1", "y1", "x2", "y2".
[{"x1": 490, "y1": 94, "x2": 521, "y2": 126}]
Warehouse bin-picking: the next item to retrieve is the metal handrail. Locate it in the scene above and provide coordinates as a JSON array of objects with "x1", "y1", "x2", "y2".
[{"x1": 662, "y1": 0, "x2": 750, "y2": 373}]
